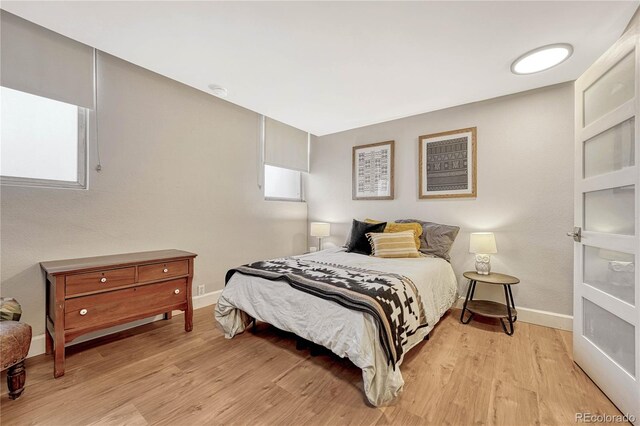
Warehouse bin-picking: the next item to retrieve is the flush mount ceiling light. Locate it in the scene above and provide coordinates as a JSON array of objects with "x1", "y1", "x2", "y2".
[
  {"x1": 511, "y1": 43, "x2": 573, "y2": 75},
  {"x1": 208, "y1": 84, "x2": 228, "y2": 98}
]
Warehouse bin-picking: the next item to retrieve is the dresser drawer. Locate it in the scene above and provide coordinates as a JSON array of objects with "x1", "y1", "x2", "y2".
[
  {"x1": 66, "y1": 267, "x2": 136, "y2": 297},
  {"x1": 138, "y1": 260, "x2": 188, "y2": 282},
  {"x1": 65, "y1": 279, "x2": 187, "y2": 331}
]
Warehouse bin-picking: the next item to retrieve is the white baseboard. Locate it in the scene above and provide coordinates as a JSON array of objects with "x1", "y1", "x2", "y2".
[
  {"x1": 27, "y1": 334, "x2": 46, "y2": 359},
  {"x1": 454, "y1": 297, "x2": 573, "y2": 331},
  {"x1": 27, "y1": 290, "x2": 222, "y2": 359},
  {"x1": 193, "y1": 289, "x2": 222, "y2": 309},
  {"x1": 27, "y1": 291, "x2": 571, "y2": 359}
]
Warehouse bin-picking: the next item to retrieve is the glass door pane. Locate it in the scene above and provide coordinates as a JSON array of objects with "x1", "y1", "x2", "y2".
[
  {"x1": 583, "y1": 298, "x2": 636, "y2": 376},
  {"x1": 584, "y1": 118, "x2": 635, "y2": 178},
  {"x1": 584, "y1": 52, "x2": 635, "y2": 126},
  {"x1": 584, "y1": 185, "x2": 635, "y2": 235},
  {"x1": 584, "y1": 245, "x2": 635, "y2": 304}
]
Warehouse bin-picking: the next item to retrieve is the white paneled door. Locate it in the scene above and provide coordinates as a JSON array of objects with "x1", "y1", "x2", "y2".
[{"x1": 573, "y1": 17, "x2": 640, "y2": 424}]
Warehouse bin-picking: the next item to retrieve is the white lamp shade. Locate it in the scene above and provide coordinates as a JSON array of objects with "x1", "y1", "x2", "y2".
[
  {"x1": 310, "y1": 222, "x2": 331, "y2": 237},
  {"x1": 469, "y1": 232, "x2": 497, "y2": 254}
]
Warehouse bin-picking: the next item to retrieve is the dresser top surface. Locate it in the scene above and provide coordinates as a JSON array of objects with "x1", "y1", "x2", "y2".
[{"x1": 40, "y1": 249, "x2": 197, "y2": 275}]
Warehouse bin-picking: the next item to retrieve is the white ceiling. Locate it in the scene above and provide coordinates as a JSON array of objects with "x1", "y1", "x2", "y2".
[{"x1": 2, "y1": 1, "x2": 638, "y2": 135}]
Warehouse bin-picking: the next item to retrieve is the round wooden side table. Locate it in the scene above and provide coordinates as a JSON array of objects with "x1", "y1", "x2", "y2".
[{"x1": 460, "y1": 271, "x2": 520, "y2": 335}]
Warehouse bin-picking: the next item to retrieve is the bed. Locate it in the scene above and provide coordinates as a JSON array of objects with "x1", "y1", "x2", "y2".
[{"x1": 214, "y1": 247, "x2": 458, "y2": 406}]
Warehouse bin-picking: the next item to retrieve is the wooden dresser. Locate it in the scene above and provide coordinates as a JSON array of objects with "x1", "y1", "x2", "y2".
[{"x1": 40, "y1": 249, "x2": 197, "y2": 377}]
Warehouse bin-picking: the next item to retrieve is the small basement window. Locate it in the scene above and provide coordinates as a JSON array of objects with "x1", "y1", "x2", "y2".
[
  {"x1": 264, "y1": 164, "x2": 303, "y2": 201},
  {"x1": 1, "y1": 86, "x2": 87, "y2": 189}
]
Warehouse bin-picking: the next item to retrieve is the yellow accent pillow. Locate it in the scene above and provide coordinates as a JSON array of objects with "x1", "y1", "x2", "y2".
[
  {"x1": 364, "y1": 219, "x2": 422, "y2": 250},
  {"x1": 367, "y1": 230, "x2": 421, "y2": 258}
]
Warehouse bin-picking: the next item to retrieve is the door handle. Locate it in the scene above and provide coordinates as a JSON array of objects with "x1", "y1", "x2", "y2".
[{"x1": 566, "y1": 226, "x2": 581, "y2": 242}]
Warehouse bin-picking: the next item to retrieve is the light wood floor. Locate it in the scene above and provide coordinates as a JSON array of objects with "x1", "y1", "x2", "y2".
[{"x1": 0, "y1": 306, "x2": 623, "y2": 426}]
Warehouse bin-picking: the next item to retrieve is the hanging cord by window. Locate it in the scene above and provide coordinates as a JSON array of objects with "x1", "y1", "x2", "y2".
[
  {"x1": 258, "y1": 115, "x2": 265, "y2": 189},
  {"x1": 93, "y1": 48, "x2": 102, "y2": 172}
]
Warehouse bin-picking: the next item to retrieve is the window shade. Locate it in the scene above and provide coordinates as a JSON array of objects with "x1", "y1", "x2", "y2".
[
  {"x1": 264, "y1": 117, "x2": 309, "y2": 172},
  {"x1": 0, "y1": 10, "x2": 94, "y2": 109}
]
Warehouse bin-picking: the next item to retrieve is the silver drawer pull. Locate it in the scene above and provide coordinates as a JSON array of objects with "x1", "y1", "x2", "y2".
[
  {"x1": 80, "y1": 309, "x2": 88, "y2": 316},
  {"x1": 174, "y1": 289, "x2": 180, "y2": 294},
  {"x1": 163, "y1": 268, "x2": 169, "y2": 273},
  {"x1": 100, "y1": 277, "x2": 107, "y2": 283}
]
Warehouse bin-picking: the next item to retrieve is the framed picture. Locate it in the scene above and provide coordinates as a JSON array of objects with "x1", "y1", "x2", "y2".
[
  {"x1": 352, "y1": 140, "x2": 394, "y2": 200},
  {"x1": 419, "y1": 127, "x2": 477, "y2": 199}
]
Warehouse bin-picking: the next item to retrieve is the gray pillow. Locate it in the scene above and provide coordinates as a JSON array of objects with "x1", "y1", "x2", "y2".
[{"x1": 396, "y1": 219, "x2": 460, "y2": 261}]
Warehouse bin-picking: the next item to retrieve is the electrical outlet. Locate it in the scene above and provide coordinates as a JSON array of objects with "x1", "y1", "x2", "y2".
[{"x1": 197, "y1": 285, "x2": 205, "y2": 296}]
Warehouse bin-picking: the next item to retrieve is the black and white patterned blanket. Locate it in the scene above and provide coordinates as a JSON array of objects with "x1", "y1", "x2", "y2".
[{"x1": 225, "y1": 257, "x2": 428, "y2": 367}]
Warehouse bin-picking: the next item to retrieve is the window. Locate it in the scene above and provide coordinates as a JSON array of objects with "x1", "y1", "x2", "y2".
[
  {"x1": 1, "y1": 86, "x2": 87, "y2": 188},
  {"x1": 264, "y1": 164, "x2": 303, "y2": 201},
  {"x1": 261, "y1": 116, "x2": 308, "y2": 202}
]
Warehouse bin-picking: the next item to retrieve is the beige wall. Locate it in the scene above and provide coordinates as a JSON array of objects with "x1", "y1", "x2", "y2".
[
  {"x1": 1, "y1": 52, "x2": 307, "y2": 335},
  {"x1": 308, "y1": 83, "x2": 575, "y2": 316}
]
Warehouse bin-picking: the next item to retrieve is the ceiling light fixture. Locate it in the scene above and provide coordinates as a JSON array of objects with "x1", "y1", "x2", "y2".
[
  {"x1": 511, "y1": 43, "x2": 573, "y2": 75},
  {"x1": 208, "y1": 84, "x2": 228, "y2": 98}
]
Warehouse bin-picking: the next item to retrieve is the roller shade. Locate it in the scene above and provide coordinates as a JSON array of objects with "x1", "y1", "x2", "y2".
[
  {"x1": 264, "y1": 117, "x2": 309, "y2": 172},
  {"x1": 0, "y1": 10, "x2": 94, "y2": 109}
]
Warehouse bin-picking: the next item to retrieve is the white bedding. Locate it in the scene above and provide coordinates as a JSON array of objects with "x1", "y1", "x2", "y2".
[{"x1": 214, "y1": 247, "x2": 458, "y2": 406}]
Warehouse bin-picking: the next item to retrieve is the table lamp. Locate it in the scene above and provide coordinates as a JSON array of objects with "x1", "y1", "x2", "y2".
[
  {"x1": 310, "y1": 222, "x2": 331, "y2": 251},
  {"x1": 469, "y1": 232, "x2": 497, "y2": 275}
]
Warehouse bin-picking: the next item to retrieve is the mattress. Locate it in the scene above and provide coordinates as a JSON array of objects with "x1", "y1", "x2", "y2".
[{"x1": 214, "y1": 247, "x2": 458, "y2": 406}]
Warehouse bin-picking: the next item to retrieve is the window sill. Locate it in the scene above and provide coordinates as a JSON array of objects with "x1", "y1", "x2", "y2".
[
  {"x1": 1, "y1": 176, "x2": 87, "y2": 190},
  {"x1": 264, "y1": 197, "x2": 306, "y2": 203}
]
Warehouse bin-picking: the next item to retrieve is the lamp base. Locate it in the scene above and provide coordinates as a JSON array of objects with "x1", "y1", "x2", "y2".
[{"x1": 475, "y1": 254, "x2": 491, "y2": 275}]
